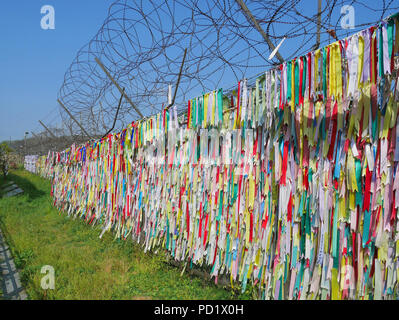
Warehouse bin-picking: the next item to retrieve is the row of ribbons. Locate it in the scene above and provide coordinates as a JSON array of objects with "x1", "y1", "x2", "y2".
[
  {"x1": 24, "y1": 155, "x2": 39, "y2": 174},
  {"x1": 33, "y1": 13, "x2": 399, "y2": 299}
]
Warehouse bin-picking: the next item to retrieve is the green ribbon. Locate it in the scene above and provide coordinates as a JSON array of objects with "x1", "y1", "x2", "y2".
[
  {"x1": 218, "y1": 89, "x2": 223, "y2": 125},
  {"x1": 294, "y1": 59, "x2": 299, "y2": 106},
  {"x1": 302, "y1": 56, "x2": 307, "y2": 99},
  {"x1": 388, "y1": 19, "x2": 394, "y2": 61}
]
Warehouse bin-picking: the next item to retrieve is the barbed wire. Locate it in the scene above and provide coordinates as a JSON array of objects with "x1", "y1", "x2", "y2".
[{"x1": 48, "y1": 0, "x2": 399, "y2": 140}]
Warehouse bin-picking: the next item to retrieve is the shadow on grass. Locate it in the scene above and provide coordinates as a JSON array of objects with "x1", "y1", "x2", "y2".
[
  {"x1": 3, "y1": 172, "x2": 46, "y2": 201},
  {"x1": 0, "y1": 216, "x2": 39, "y2": 300}
]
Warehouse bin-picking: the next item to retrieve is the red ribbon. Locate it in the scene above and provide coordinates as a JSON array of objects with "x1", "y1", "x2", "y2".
[
  {"x1": 307, "y1": 53, "x2": 312, "y2": 100},
  {"x1": 203, "y1": 213, "x2": 209, "y2": 247},
  {"x1": 249, "y1": 209, "x2": 253, "y2": 243},
  {"x1": 280, "y1": 140, "x2": 290, "y2": 185},
  {"x1": 187, "y1": 100, "x2": 191, "y2": 129},
  {"x1": 363, "y1": 167, "x2": 372, "y2": 212},
  {"x1": 287, "y1": 192, "x2": 293, "y2": 222},
  {"x1": 236, "y1": 81, "x2": 241, "y2": 125},
  {"x1": 299, "y1": 56, "x2": 304, "y2": 106},
  {"x1": 198, "y1": 202, "x2": 203, "y2": 239},
  {"x1": 327, "y1": 101, "x2": 338, "y2": 161}
]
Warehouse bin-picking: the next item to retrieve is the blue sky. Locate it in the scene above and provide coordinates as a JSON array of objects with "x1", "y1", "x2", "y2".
[
  {"x1": 0, "y1": 0, "x2": 112, "y2": 142},
  {"x1": 0, "y1": 1, "x2": 397, "y2": 142}
]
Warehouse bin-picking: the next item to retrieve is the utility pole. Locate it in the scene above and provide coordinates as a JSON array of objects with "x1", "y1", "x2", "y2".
[
  {"x1": 24, "y1": 132, "x2": 28, "y2": 157},
  {"x1": 315, "y1": 0, "x2": 322, "y2": 50},
  {"x1": 235, "y1": 0, "x2": 284, "y2": 64}
]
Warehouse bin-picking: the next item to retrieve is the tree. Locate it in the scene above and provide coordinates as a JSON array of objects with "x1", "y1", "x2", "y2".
[{"x1": 0, "y1": 142, "x2": 13, "y2": 178}]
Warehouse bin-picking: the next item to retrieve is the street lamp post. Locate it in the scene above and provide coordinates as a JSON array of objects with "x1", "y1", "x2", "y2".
[{"x1": 24, "y1": 132, "x2": 29, "y2": 157}]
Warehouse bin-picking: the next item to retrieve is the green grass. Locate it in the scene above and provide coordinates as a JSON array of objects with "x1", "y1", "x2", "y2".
[
  {"x1": 0, "y1": 169, "x2": 248, "y2": 300},
  {"x1": 0, "y1": 173, "x2": 6, "y2": 299}
]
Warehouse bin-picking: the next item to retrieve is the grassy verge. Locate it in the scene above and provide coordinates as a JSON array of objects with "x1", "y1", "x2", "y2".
[
  {"x1": 0, "y1": 169, "x2": 247, "y2": 300},
  {"x1": 0, "y1": 173, "x2": 6, "y2": 299}
]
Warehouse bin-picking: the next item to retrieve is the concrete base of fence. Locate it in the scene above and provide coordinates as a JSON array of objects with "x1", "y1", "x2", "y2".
[
  {"x1": 1, "y1": 181, "x2": 24, "y2": 198},
  {"x1": 0, "y1": 229, "x2": 28, "y2": 300}
]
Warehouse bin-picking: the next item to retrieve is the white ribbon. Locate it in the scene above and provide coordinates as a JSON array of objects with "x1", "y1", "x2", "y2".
[
  {"x1": 382, "y1": 22, "x2": 391, "y2": 75},
  {"x1": 207, "y1": 92, "x2": 212, "y2": 126},
  {"x1": 281, "y1": 63, "x2": 287, "y2": 106},
  {"x1": 310, "y1": 52, "x2": 315, "y2": 99},
  {"x1": 347, "y1": 34, "x2": 359, "y2": 97},
  {"x1": 362, "y1": 29, "x2": 371, "y2": 83},
  {"x1": 274, "y1": 70, "x2": 279, "y2": 109},
  {"x1": 241, "y1": 79, "x2": 248, "y2": 123}
]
